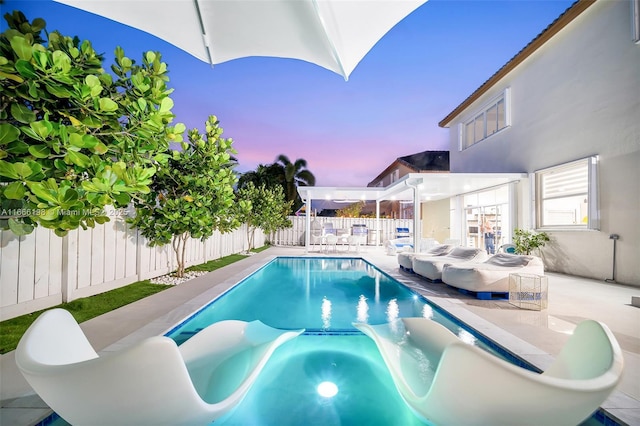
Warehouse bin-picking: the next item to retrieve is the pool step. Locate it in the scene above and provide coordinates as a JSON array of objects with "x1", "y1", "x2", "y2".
[{"x1": 172, "y1": 328, "x2": 203, "y2": 345}]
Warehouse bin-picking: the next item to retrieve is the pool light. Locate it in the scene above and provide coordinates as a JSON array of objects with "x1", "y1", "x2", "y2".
[{"x1": 317, "y1": 381, "x2": 338, "y2": 398}]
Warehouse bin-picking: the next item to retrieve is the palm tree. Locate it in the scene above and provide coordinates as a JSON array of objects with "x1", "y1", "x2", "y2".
[{"x1": 275, "y1": 155, "x2": 316, "y2": 213}]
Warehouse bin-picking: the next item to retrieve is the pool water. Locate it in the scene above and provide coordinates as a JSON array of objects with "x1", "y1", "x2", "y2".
[
  {"x1": 216, "y1": 335, "x2": 426, "y2": 425},
  {"x1": 168, "y1": 258, "x2": 489, "y2": 348}
]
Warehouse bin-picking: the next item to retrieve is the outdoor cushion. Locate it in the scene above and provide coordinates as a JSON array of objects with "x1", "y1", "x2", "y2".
[
  {"x1": 442, "y1": 253, "x2": 544, "y2": 293},
  {"x1": 385, "y1": 237, "x2": 413, "y2": 255},
  {"x1": 397, "y1": 244, "x2": 455, "y2": 270},
  {"x1": 412, "y1": 247, "x2": 488, "y2": 281}
]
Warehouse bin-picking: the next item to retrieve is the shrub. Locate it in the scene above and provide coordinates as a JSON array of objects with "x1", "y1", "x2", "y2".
[{"x1": 513, "y1": 228, "x2": 550, "y2": 255}]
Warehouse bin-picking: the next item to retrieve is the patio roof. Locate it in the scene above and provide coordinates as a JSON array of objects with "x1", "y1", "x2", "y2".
[{"x1": 298, "y1": 172, "x2": 527, "y2": 203}]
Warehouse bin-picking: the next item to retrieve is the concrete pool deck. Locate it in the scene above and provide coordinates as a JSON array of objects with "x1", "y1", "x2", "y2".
[{"x1": 1, "y1": 246, "x2": 638, "y2": 425}]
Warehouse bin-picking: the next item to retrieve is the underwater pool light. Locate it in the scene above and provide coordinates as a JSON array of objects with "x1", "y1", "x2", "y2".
[{"x1": 317, "y1": 381, "x2": 338, "y2": 398}]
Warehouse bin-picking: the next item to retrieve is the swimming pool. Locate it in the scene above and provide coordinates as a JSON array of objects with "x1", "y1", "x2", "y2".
[{"x1": 165, "y1": 257, "x2": 527, "y2": 425}]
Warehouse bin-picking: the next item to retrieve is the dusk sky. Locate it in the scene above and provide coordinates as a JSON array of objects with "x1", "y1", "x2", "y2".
[{"x1": 2, "y1": 0, "x2": 576, "y2": 186}]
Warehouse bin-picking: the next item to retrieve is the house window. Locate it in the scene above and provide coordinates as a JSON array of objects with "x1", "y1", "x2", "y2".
[
  {"x1": 535, "y1": 157, "x2": 599, "y2": 230},
  {"x1": 460, "y1": 88, "x2": 510, "y2": 150},
  {"x1": 390, "y1": 169, "x2": 400, "y2": 183}
]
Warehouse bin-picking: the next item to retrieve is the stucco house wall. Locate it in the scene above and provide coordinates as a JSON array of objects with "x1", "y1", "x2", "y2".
[
  {"x1": 442, "y1": 0, "x2": 640, "y2": 285},
  {"x1": 367, "y1": 163, "x2": 411, "y2": 218},
  {"x1": 369, "y1": 163, "x2": 415, "y2": 187}
]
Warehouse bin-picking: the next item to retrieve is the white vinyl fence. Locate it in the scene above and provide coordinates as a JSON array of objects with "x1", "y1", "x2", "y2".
[
  {"x1": 271, "y1": 216, "x2": 413, "y2": 247},
  {"x1": 0, "y1": 217, "x2": 263, "y2": 321}
]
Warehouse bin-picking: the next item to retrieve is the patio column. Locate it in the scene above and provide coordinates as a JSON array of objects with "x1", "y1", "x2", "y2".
[
  {"x1": 305, "y1": 196, "x2": 311, "y2": 253},
  {"x1": 413, "y1": 187, "x2": 421, "y2": 253},
  {"x1": 376, "y1": 200, "x2": 380, "y2": 246}
]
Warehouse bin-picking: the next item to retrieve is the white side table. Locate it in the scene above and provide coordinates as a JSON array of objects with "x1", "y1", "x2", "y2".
[{"x1": 509, "y1": 273, "x2": 548, "y2": 310}]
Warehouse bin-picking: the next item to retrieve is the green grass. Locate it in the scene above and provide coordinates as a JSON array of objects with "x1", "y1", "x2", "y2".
[
  {"x1": 186, "y1": 253, "x2": 248, "y2": 272},
  {"x1": 0, "y1": 281, "x2": 170, "y2": 354},
  {"x1": 0, "y1": 247, "x2": 269, "y2": 354}
]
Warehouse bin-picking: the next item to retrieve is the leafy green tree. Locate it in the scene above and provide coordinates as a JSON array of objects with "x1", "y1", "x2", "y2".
[
  {"x1": 237, "y1": 163, "x2": 284, "y2": 192},
  {"x1": 0, "y1": 11, "x2": 183, "y2": 236},
  {"x1": 337, "y1": 201, "x2": 365, "y2": 218},
  {"x1": 275, "y1": 154, "x2": 315, "y2": 213},
  {"x1": 129, "y1": 116, "x2": 241, "y2": 277},
  {"x1": 235, "y1": 182, "x2": 292, "y2": 251}
]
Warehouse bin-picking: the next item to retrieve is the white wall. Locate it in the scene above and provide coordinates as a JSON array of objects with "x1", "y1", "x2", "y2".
[
  {"x1": 445, "y1": 0, "x2": 640, "y2": 285},
  {"x1": 421, "y1": 199, "x2": 451, "y2": 243}
]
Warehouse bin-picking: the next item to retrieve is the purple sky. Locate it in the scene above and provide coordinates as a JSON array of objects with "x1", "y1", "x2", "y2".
[{"x1": 2, "y1": 0, "x2": 575, "y2": 186}]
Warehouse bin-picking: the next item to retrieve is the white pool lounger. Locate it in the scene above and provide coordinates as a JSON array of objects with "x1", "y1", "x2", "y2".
[
  {"x1": 397, "y1": 244, "x2": 455, "y2": 272},
  {"x1": 412, "y1": 247, "x2": 488, "y2": 281},
  {"x1": 15, "y1": 308, "x2": 303, "y2": 426},
  {"x1": 442, "y1": 253, "x2": 545, "y2": 296},
  {"x1": 354, "y1": 317, "x2": 623, "y2": 426}
]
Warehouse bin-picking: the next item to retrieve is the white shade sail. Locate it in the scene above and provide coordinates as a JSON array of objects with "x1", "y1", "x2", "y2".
[{"x1": 53, "y1": 0, "x2": 429, "y2": 80}]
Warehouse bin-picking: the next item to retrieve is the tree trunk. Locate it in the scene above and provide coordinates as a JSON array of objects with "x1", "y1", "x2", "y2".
[
  {"x1": 172, "y1": 232, "x2": 189, "y2": 278},
  {"x1": 247, "y1": 227, "x2": 256, "y2": 252}
]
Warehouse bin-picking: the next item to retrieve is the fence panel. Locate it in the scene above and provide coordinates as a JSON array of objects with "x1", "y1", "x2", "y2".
[
  {"x1": 1, "y1": 228, "x2": 64, "y2": 320},
  {"x1": 33, "y1": 227, "x2": 52, "y2": 300},
  {"x1": 1, "y1": 220, "x2": 283, "y2": 320},
  {"x1": 17, "y1": 229, "x2": 36, "y2": 304}
]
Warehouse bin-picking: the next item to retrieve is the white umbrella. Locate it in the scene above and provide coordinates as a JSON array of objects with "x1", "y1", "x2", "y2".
[{"x1": 53, "y1": 0, "x2": 428, "y2": 80}]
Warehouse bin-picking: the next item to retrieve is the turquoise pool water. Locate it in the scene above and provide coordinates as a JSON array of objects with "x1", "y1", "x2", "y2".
[{"x1": 168, "y1": 257, "x2": 488, "y2": 347}]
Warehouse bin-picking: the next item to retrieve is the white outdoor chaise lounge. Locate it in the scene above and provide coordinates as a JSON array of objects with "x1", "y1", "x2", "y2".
[
  {"x1": 397, "y1": 243, "x2": 455, "y2": 272},
  {"x1": 442, "y1": 253, "x2": 544, "y2": 297},
  {"x1": 412, "y1": 246, "x2": 488, "y2": 282},
  {"x1": 354, "y1": 317, "x2": 623, "y2": 426},
  {"x1": 15, "y1": 308, "x2": 304, "y2": 426}
]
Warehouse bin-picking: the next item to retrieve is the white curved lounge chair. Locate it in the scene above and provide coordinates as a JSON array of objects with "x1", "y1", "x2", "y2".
[
  {"x1": 412, "y1": 246, "x2": 488, "y2": 281},
  {"x1": 354, "y1": 318, "x2": 623, "y2": 426},
  {"x1": 16, "y1": 309, "x2": 304, "y2": 426}
]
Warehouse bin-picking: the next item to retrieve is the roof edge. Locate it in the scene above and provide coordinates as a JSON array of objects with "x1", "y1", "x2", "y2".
[{"x1": 438, "y1": 0, "x2": 596, "y2": 128}]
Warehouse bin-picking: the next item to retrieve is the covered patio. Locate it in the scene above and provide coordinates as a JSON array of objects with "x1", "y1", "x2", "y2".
[{"x1": 297, "y1": 172, "x2": 527, "y2": 252}]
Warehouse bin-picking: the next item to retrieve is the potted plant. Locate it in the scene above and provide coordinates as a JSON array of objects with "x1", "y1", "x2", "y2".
[{"x1": 513, "y1": 228, "x2": 550, "y2": 255}]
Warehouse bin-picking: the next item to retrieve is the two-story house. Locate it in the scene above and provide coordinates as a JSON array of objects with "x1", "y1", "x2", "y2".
[{"x1": 438, "y1": 0, "x2": 639, "y2": 285}]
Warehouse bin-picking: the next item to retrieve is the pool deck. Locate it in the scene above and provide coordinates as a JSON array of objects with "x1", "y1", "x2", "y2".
[{"x1": 1, "y1": 246, "x2": 639, "y2": 426}]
